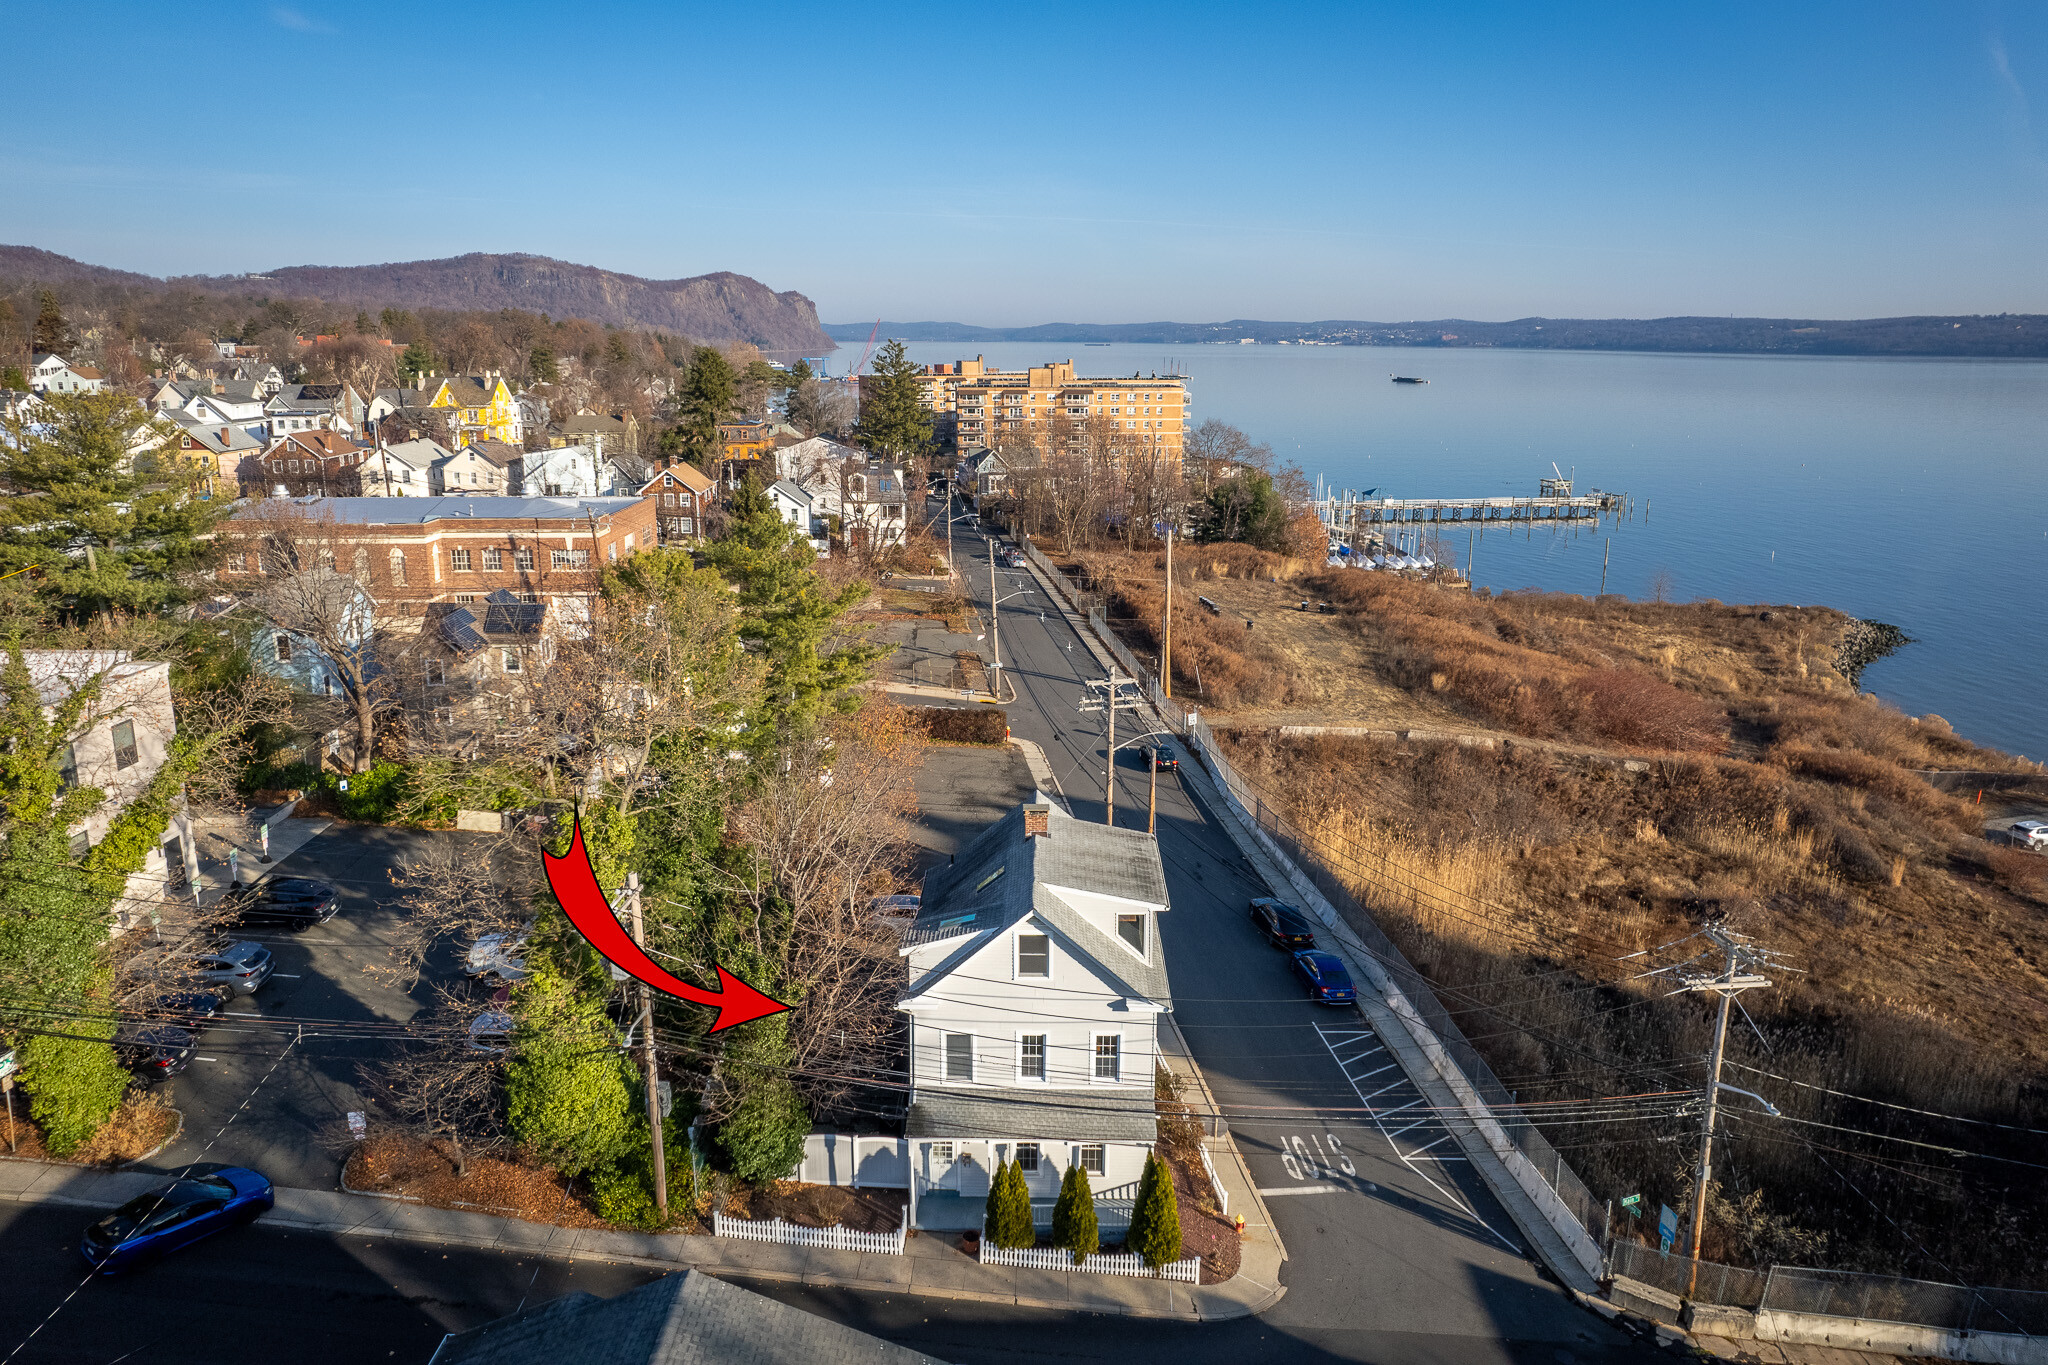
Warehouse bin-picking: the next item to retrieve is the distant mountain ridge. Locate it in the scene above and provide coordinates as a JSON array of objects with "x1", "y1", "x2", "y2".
[
  {"x1": 825, "y1": 314, "x2": 2047, "y2": 358},
  {"x1": 0, "y1": 246, "x2": 835, "y2": 354}
]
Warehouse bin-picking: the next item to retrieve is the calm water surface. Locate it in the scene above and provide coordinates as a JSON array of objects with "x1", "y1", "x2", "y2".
[{"x1": 888, "y1": 341, "x2": 2048, "y2": 759}]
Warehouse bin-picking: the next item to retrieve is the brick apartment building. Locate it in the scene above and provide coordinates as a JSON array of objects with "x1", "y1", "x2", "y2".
[
  {"x1": 221, "y1": 494, "x2": 659, "y2": 630},
  {"x1": 873, "y1": 357, "x2": 1189, "y2": 458}
]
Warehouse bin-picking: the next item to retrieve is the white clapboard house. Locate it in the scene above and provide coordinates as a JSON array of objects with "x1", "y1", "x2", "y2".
[{"x1": 898, "y1": 796, "x2": 1171, "y2": 1233}]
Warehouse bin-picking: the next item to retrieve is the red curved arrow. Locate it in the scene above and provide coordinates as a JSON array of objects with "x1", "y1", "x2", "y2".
[{"x1": 542, "y1": 817, "x2": 790, "y2": 1033}]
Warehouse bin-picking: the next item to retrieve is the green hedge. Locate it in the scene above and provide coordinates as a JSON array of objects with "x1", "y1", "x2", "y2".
[{"x1": 908, "y1": 705, "x2": 1008, "y2": 745}]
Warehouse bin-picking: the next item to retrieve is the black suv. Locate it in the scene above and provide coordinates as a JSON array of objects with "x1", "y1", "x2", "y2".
[
  {"x1": 1249, "y1": 897, "x2": 1318, "y2": 949},
  {"x1": 116, "y1": 1024, "x2": 195, "y2": 1082},
  {"x1": 231, "y1": 878, "x2": 338, "y2": 930}
]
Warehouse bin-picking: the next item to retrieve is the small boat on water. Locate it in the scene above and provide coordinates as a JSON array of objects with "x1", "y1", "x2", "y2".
[{"x1": 1390, "y1": 375, "x2": 1428, "y2": 384}]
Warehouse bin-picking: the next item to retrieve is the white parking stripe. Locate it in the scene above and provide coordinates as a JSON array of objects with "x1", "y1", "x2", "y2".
[
  {"x1": 1360, "y1": 1080, "x2": 1408, "y2": 1101},
  {"x1": 1347, "y1": 1061, "x2": 1397, "y2": 1081},
  {"x1": 1257, "y1": 1185, "x2": 1340, "y2": 1196},
  {"x1": 1312, "y1": 1021, "x2": 1518, "y2": 1252}
]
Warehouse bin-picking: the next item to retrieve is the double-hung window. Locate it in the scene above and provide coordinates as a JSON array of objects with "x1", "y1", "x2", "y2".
[
  {"x1": 451, "y1": 548, "x2": 471, "y2": 571},
  {"x1": 1019, "y1": 1034, "x2": 1046, "y2": 1081},
  {"x1": 514, "y1": 547, "x2": 535, "y2": 572},
  {"x1": 1016, "y1": 933, "x2": 1049, "y2": 978},
  {"x1": 1079, "y1": 1144, "x2": 1105, "y2": 1176},
  {"x1": 1093, "y1": 1034, "x2": 1121, "y2": 1082},
  {"x1": 1014, "y1": 1142, "x2": 1040, "y2": 1173},
  {"x1": 944, "y1": 1032, "x2": 974, "y2": 1082},
  {"x1": 58, "y1": 744, "x2": 78, "y2": 790},
  {"x1": 482, "y1": 547, "x2": 503, "y2": 570},
  {"x1": 111, "y1": 721, "x2": 139, "y2": 770},
  {"x1": 502, "y1": 648, "x2": 522, "y2": 675}
]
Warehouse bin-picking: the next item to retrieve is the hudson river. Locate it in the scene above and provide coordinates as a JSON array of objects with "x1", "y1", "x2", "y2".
[{"x1": 886, "y1": 341, "x2": 2048, "y2": 760}]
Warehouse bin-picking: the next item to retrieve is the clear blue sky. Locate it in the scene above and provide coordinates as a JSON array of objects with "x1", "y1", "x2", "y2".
[{"x1": 6, "y1": 1, "x2": 2044, "y2": 324}]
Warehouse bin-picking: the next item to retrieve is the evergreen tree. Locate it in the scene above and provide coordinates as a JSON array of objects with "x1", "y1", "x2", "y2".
[
  {"x1": 530, "y1": 343, "x2": 560, "y2": 385},
  {"x1": 1193, "y1": 470, "x2": 1289, "y2": 550},
  {"x1": 788, "y1": 358, "x2": 814, "y2": 383},
  {"x1": 1128, "y1": 1152, "x2": 1184, "y2": 1271},
  {"x1": 0, "y1": 393, "x2": 224, "y2": 621},
  {"x1": 677, "y1": 346, "x2": 738, "y2": 467},
  {"x1": 703, "y1": 476, "x2": 882, "y2": 742},
  {"x1": 397, "y1": 340, "x2": 434, "y2": 385},
  {"x1": 32, "y1": 290, "x2": 69, "y2": 355},
  {"x1": 854, "y1": 338, "x2": 933, "y2": 463},
  {"x1": 353, "y1": 311, "x2": 376, "y2": 335},
  {"x1": 504, "y1": 955, "x2": 638, "y2": 1176},
  {"x1": 1051, "y1": 1162, "x2": 1100, "y2": 1264},
  {"x1": 987, "y1": 1156, "x2": 1037, "y2": 1249}
]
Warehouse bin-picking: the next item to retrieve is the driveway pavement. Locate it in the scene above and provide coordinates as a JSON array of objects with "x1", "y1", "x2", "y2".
[{"x1": 143, "y1": 824, "x2": 495, "y2": 1189}]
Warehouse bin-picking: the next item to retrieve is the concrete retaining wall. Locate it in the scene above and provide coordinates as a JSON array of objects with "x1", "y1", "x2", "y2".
[
  {"x1": 455, "y1": 810, "x2": 505, "y2": 832},
  {"x1": 1755, "y1": 1311, "x2": 2048, "y2": 1365}
]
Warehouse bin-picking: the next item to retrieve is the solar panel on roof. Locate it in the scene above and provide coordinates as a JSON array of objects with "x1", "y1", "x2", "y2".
[{"x1": 440, "y1": 608, "x2": 485, "y2": 653}]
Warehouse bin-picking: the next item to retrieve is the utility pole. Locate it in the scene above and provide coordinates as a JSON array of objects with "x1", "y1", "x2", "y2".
[
  {"x1": 624, "y1": 872, "x2": 668, "y2": 1216},
  {"x1": 1148, "y1": 749, "x2": 1158, "y2": 834},
  {"x1": 1079, "y1": 674, "x2": 1144, "y2": 829},
  {"x1": 988, "y1": 536, "x2": 1001, "y2": 699},
  {"x1": 1681, "y1": 925, "x2": 1775, "y2": 1294},
  {"x1": 1162, "y1": 527, "x2": 1173, "y2": 699}
]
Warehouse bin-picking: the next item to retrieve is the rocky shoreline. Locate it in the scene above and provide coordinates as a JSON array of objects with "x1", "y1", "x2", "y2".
[{"x1": 1834, "y1": 618, "x2": 1911, "y2": 689}]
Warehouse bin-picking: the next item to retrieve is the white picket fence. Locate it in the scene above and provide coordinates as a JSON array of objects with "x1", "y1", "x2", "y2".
[
  {"x1": 1198, "y1": 1145, "x2": 1229, "y2": 1217},
  {"x1": 711, "y1": 1212, "x2": 906, "y2": 1255},
  {"x1": 977, "y1": 1240, "x2": 1201, "y2": 1283}
]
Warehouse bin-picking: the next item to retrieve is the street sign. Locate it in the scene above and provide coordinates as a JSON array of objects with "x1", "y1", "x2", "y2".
[
  {"x1": 0, "y1": 1049, "x2": 17, "y2": 1081},
  {"x1": 1621, "y1": 1193, "x2": 1643, "y2": 1218},
  {"x1": 1657, "y1": 1203, "x2": 1678, "y2": 1253},
  {"x1": 347, "y1": 1111, "x2": 367, "y2": 1140}
]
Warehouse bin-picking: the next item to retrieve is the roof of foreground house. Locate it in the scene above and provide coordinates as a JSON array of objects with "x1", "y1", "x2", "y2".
[
  {"x1": 907, "y1": 1086, "x2": 1158, "y2": 1142},
  {"x1": 906, "y1": 795, "x2": 1172, "y2": 1005},
  {"x1": 430, "y1": 1268, "x2": 948, "y2": 1365}
]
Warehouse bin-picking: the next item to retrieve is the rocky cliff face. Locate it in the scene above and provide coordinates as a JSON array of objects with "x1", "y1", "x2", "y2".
[
  {"x1": 0, "y1": 245, "x2": 835, "y2": 355},
  {"x1": 236, "y1": 254, "x2": 834, "y2": 354}
]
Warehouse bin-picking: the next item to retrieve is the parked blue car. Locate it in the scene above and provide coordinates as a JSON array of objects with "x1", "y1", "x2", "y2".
[
  {"x1": 80, "y1": 1165, "x2": 273, "y2": 1273},
  {"x1": 1292, "y1": 950, "x2": 1357, "y2": 1005}
]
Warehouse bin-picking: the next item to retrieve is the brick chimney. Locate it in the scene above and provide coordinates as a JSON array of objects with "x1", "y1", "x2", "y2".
[{"x1": 1023, "y1": 804, "x2": 1051, "y2": 839}]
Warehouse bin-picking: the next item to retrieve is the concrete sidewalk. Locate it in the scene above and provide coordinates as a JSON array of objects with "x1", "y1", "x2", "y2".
[
  {"x1": 0, "y1": 1156, "x2": 1281, "y2": 1322},
  {"x1": 190, "y1": 806, "x2": 334, "y2": 908}
]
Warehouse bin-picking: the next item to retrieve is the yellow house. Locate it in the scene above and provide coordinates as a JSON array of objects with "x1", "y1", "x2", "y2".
[{"x1": 421, "y1": 371, "x2": 521, "y2": 447}]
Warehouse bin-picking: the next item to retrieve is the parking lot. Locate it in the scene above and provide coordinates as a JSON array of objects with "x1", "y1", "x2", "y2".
[{"x1": 138, "y1": 823, "x2": 496, "y2": 1189}]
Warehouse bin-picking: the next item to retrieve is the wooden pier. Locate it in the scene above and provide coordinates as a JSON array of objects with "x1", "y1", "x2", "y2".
[{"x1": 1312, "y1": 475, "x2": 1631, "y2": 562}]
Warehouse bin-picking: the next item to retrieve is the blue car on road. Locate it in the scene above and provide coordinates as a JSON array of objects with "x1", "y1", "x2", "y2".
[
  {"x1": 80, "y1": 1165, "x2": 273, "y2": 1273},
  {"x1": 1292, "y1": 950, "x2": 1357, "y2": 1005}
]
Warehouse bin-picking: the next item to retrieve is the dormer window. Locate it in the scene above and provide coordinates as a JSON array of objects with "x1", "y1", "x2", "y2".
[{"x1": 1117, "y1": 914, "x2": 1145, "y2": 955}]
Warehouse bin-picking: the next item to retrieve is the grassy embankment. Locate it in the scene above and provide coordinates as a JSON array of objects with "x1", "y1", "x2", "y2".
[{"x1": 1064, "y1": 544, "x2": 2048, "y2": 1286}]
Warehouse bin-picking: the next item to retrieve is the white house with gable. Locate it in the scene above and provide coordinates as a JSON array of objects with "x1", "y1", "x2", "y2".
[
  {"x1": 897, "y1": 796, "x2": 1171, "y2": 1232},
  {"x1": 25, "y1": 652, "x2": 198, "y2": 934}
]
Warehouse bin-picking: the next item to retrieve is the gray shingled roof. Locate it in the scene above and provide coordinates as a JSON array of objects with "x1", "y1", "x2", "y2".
[
  {"x1": 251, "y1": 495, "x2": 640, "y2": 525},
  {"x1": 907, "y1": 1087, "x2": 1157, "y2": 1142},
  {"x1": 907, "y1": 798, "x2": 1173, "y2": 1004},
  {"x1": 432, "y1": 1269, "x2": 948, "y2": 1365}
]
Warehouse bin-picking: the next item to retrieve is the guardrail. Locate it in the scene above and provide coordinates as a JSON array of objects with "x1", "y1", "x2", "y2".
[{"x1": 711, "y1": 1212, "x2": 906, "y2": 1255}]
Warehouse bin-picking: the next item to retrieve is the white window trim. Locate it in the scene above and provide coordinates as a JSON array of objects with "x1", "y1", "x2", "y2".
[
  {"x1": 1091, "y1": 1031, "x2": 1124, "y2": 1085},
  {"x1": 942, "y1": 1029, "x2": 975, "y2": 1084},
  {"x1": 1114, "y1": 912, "x2": 1148, "y2": 963},
  {"x1": 1014, "y1": 928, "x2": 1051, "y2": 982},
  {"x1": 1014, "y1": 1029, "x2": 1049, "y2": 1085},
  {"x1": 1077, "y1": 1143, "x2": 1107, "y2": 1177}
]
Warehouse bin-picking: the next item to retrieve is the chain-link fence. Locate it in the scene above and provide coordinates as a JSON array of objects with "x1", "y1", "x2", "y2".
[
  {"x1": 1762, "y1": 1267, "x2": 2048, "y2": 1337},
  {"x1": 1609, "y1": 1241, "x2": 1768, "y2": 1309}
]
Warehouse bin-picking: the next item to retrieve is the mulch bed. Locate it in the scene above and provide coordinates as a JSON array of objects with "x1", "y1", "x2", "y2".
[
  {"x1": 1161, "y1": 1148, "x2": 1243, "y2": 1284},
  {"x1": 0, "y1": 1093, "x2": 178, "y2": 1167},
  {"x1": 729, "y1": 1180, "x2": 908, "y2": 1234},
  {"x1": 344, "y1": 1133, "x2": 613, "y2": 1229}
]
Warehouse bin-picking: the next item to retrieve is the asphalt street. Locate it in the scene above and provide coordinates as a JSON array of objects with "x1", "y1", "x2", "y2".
[
  {"x1": 937, "y1": 502, "x2": 1654, "y2": 1361},
  {"x1": 0, "y1": 1202, "x2": 1656, "y2": 1365}
]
